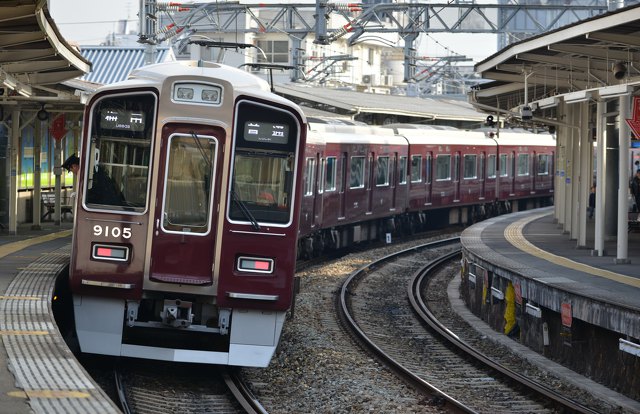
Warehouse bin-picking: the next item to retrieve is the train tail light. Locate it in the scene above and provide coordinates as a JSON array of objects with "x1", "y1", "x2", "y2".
[
  {"x1": 92, "y1": 244, "x2": 130, "y2": 262},
  {"x1": 237, "y1": 256, "x2": 273, "y2": 274}
]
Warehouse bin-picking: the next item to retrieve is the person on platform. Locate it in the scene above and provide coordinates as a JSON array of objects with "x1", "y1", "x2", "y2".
[
  {"x1": 61, "y1": 154, "x2": 79, "y2": 176},
  {"x1": 588, "y1": 185, "x2": 596, "y2": 219},
  {"x1": 631, "y1": 170, "x2": 640, "y2": 220}
]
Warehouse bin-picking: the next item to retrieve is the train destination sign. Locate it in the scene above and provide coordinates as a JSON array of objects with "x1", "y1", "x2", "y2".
[
  {"x1": 244, "y1": 121, "x2": 289, "y2": 144},
  {"x1": 100, "y1": 108, "x2": 146, "y2": 132}
]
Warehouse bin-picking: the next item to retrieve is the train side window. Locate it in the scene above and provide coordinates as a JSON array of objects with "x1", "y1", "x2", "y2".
[
  {"x1": 499, "y1": 154, "x2": 508, "y2": 177},
  {"x1": 488, "y1": 154, "x2": 497, "y2": 178},
  {"x1": 537, "y1": 154, "x2": 550, "y2": 175},
  {"x1": 398, "y1": 156, "x2": 407, "y2": 185},
  {"x1": 304, "y1": 157, "x2": 316, "y2": 196},
  {"x1": 517, "y1": 154, "x2": 530, "y2": 176},
  {"x1": 436, "y1": 154, "x2": 451, "y2": 181},
  {"x1": 376, "y1": 156, "x2": 390, "y2": 186},
  {"x1": 410, "y1": 155, "x2": 422, "y2": 183},
  {"x1": 350, "y1": 156, "x2": 365, "y2": 189},
  {"x1": 325, "y1": 156, "x2": 337, "y2": 191},
  {"x1": 463, "y1": 154, "x2": 477, "y2": 179}
]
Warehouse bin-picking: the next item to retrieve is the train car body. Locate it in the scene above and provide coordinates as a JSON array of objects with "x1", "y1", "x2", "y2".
[
  {"x1": 298, "y1": 123, "x2": 555, "y2": 257},
  {"x1": 69, "y1": 61, "x2": 307, "y2": 367}
]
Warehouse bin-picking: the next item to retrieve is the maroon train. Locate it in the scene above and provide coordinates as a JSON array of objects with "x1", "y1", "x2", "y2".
[
  {"x1": 67, "y1": 61, "x2": 555, "y2": 368},
  {"x1": 297, "y1": 122, "x2": 555, "y2": 258}
]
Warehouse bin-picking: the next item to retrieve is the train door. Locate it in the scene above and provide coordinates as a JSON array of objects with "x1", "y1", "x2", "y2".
[
  {"x1": 315, "y1": 155, "x2": 324, "y2": 227},
  {"x1": 339, "y1": 153, "x2": 347, "y2": 219},
  {"x1": 480, "y1": 152, "x2": 486, "y2": 198},
  {"x1": 391, "y1": 153, "x2": 397, "y2": 210},
  {"x1": 149, "y1": 124, "x2": 223, "y2": 285},
  {"x1": 510, "y1": 151, "x2": 516, "y2": 195},
  {"x1": 453, "y1": 151, "x2": 461, "y2": 201},
  {"x1": 425, "y1": 152, "x2": 432, "y2": 204},
  {"x1": 532, "y1": 151, "x2": 538, "y2": 192},
  {"x1": 367, "y1": 152, "x2": 374, "y2": 214}
]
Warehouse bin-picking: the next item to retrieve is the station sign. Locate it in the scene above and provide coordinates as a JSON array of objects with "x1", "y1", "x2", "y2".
[{"x1": 626, "y1": 96, "x2": 640, "y2": 139}]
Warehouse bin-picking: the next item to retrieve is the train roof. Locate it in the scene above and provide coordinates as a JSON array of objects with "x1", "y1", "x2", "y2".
[
  {"x1": 307, "y1": 122, "x2": 407, "y2": 146},
  {"x1": 90, "y1": 60, "x2": 307, "y2": 122}
]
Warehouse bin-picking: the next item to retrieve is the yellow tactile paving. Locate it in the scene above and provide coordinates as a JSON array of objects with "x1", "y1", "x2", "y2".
[
  {"x1": 504, "y1": 213, "x2": 640, "y2": 288},
  {"x1": 8, "y1": 390, "x2": 91, "y2": 399},
  {"x1": 0, "y1": 230, "x2": 71, "y2": 260}
]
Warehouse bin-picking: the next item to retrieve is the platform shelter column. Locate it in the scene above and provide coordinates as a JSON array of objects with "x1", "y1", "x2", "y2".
[
  {"x1": 616, "y1": 94, "x2": 630, "y2": 263},
  {"x1": 8, "y1": 109, "x2": 19, "y2": 235},
  {"x1": 594, "y1": 100, "x2": 606, "y2": 256},
  {"x1": 555, "y1": 112, "x2": 568, "y2": 228},
  {"x1": 570, "y1": 103, "x2": 581, "y2": 240},
  {"x1": 578, "y1": 103, "x2": 591, "y2": 248}
]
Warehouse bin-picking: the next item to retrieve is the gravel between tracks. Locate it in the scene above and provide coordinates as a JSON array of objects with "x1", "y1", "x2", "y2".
[{"x1": 243, "y1": 240, "x2": 448, "y2": 414}]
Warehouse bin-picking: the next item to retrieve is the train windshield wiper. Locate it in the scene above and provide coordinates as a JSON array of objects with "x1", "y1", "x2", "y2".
[{"x1": 231, "y1": 189, "x2": 261, "y2": 231}]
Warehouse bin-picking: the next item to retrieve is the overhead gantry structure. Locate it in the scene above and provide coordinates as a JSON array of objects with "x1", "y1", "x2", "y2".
[{"x1": 137, "y1": 0, "x2": 613, "y2": 82}]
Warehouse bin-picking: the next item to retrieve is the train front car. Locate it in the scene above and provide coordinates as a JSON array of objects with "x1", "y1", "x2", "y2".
[{"x1": 69, "y1": 61, "x2": 306, "y2": 367}]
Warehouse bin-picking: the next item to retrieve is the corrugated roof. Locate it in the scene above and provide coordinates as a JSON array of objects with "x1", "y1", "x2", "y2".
[{"x1": 78, "y1": 46, "x2": 175, "y2": 85}]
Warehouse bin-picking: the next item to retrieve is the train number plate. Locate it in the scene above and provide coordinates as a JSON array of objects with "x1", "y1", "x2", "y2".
[{"x1": 93, "y1": 224, "x2": 132, "y2": 239}]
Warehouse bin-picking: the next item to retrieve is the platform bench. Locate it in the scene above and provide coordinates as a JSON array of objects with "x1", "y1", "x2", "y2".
[{"x1": 41, "y1": 192, "x2": 73, "y2": 221}]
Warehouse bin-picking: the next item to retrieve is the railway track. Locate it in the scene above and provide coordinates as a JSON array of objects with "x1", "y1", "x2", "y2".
[
  {"x1": 112, "y1": 360, "x2": 266, "y2": 414},
  {"x1": 337, "y1": 238, "x2": 600, "y2": 413}
]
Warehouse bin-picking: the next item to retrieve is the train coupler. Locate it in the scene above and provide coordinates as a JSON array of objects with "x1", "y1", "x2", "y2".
[{"x1": 161, "y1": 299, "x2": 194, "y2": 328}]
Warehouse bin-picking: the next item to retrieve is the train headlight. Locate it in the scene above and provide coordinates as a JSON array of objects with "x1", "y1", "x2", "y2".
[{"x1": 237, "y1": 256, "x2": 274, "y2": 274}]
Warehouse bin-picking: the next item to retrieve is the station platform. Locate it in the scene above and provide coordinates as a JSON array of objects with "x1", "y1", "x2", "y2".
[
  {"x1": 460, "y1": 206, "x2": 640, "y2": 411},
  {"x1": 0, "y1": 222, "x2": 119, "y2": 413}
]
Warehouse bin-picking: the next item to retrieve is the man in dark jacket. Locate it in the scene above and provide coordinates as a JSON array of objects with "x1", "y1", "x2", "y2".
[{"x1": 632, "y1": 170, "x2": 640, "y2": 220}]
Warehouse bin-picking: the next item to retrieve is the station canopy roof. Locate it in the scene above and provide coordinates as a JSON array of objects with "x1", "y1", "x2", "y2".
[
  {"x1": 0, "y1": 1, "x2": 91, "y2": 106},
  {"x1": 275, "y1": 83, "x2": 488, "y2": 124},
  {"x1": 471, "y1": 3, "x2": 640, "y2": 115}
]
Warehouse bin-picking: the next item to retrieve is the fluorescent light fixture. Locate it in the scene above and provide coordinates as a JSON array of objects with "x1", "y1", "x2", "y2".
[
  {"x1": 620, "y1": 338, "x2": 640, "y2": 356},
  {"x1": 2, "y1": 77, "x2": 16, "y2": 90},
  {"x1": 536, "y1": 96, "x2": 559, "y2": 109},
  {"x1": 563, "y1": 90, "x2": 594, "y2": 104},
  {"x1": 17, "y1": 85, "x2": 32, "y2": 97},
  {"x1": 599, "y1": 84, "x2": 632, "y2": 99}
]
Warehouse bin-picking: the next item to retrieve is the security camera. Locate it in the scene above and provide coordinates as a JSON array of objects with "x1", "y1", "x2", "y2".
[
  {"x1": 612, "y1": 62, "x2": 627, "y2": 80},
  {"x1": 520, "y1": 106, "x2": 533, "y2": 121}
]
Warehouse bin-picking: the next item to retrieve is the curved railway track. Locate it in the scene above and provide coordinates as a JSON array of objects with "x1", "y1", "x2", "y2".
[{"x1": 337, "y1": 238, "x2": 600, "y2": 413}]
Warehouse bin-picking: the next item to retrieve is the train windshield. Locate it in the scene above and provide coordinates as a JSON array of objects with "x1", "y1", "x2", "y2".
[
  {"x1": 229, "y1": 100, "x2": 300, "y2": 226},
  {"x1": 85, "y1": 92, "x2": 156, "y2": 212}
]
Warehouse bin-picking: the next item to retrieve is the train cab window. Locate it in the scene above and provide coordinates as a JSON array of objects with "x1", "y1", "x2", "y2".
[
  {"x1": 488, "y1": 154, "x2": 497, "y2": 178},
  {"x1": 376, "y1": 156, "x2": 390, "y2": 186},
  {"x1": 304, "y1": 157, "x2": 316, "y2": 196},
  {"x1": 398, "y1": 156, "x2": 407, "y2": 185},
  {"x1": 517, "y1": 154, "x2": 529, "y2": 176},
  {"x1": 350, "y1": 156, "x2": 365, "y2": 188},
  {"x1": 162, "y1": 134, "x2": 217, "y2": 233},
  {"x1": 229, "y1": 100, "x2": 300, "y2": 226},
  {"x1": 463, "y1": 154, "x2": 477, "y2": 179},
  {"x1": 85, "y1": 92, "x2": 156, "y2": 212},
  {"x1": 410, "y1": 155, "x2": 422, "y2": 183},
  {"x1": 499, "y1": 154, "x2": 509, "y2": 177},
  {"x1": 435, "y1": 154, "x2": 451, "y2": 181},
  {"x1": 537, "y1": 154, "x2": 550, "y2": 175},
  {"x1": 325, "y1": 156, "x2": 337, "y2": 191}
]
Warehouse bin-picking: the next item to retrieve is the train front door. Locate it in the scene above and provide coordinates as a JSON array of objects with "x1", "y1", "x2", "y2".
[{"x1": 149, "y1": 124, "x2": 223, "y2": 286}]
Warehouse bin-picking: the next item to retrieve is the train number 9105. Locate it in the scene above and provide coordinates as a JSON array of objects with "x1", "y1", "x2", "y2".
[{"x1": 93, "y1": 225, "x2": 132, "y2": 239}]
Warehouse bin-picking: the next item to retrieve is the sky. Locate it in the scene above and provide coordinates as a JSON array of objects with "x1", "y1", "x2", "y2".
[
  {"x1": 48, "y1": 0, "x2": 496, "y2": 62},
  {"x1": 49, "y1": 0, "x2": 138, "y2": 45}
]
